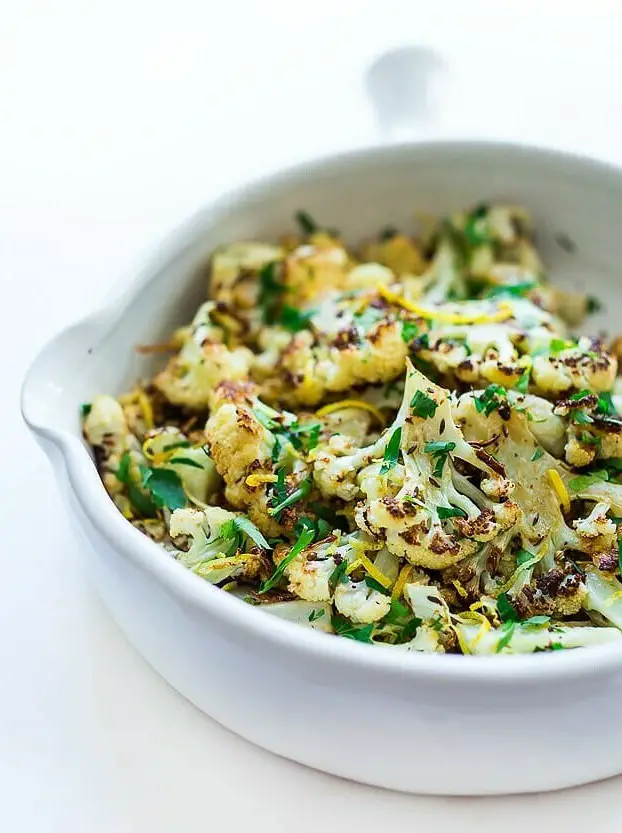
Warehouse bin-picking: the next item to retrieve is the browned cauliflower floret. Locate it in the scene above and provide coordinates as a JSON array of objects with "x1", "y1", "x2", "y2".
[{"x1": 154, "y1": 302, "x2": 253, "y2": 410}]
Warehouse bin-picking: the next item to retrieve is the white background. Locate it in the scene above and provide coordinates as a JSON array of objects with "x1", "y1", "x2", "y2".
[{"x1": 4, "y1": 1, "x2": 622, "y2": 830}]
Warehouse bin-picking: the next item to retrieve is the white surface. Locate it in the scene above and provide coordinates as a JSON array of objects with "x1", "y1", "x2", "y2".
[{"x1": 5, "y1": 0, "x2": 622, "y2": 829}]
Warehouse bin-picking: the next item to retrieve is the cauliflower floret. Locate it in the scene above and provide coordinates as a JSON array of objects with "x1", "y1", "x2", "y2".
[
  {"x1": 333, "y1": 579, "x2": 391, "y2": 623},
  {"x1": 531, "y1": 337, "x2": 616, "y2": 396},
  {"x1": 169, "y1": 506, "x2": 268, "y2": 583},
  {"x1": 154, "y1": 301, "x2": 253, "y2": 411},
  {"x1": 285, "y1": 532, "x2": 366, "y2": 601},
  {"x1": 354, "y1": 362, "x2": 516, "y2": 570},
  {"x1": 205, "y1": 383, "x2": 313, "y2": 536},
  {"x1": 573, "y1": 502, "x2": 617, "y2": 555},
  {"x1": 360, "y1": 232, "x2": 426, "y2": 278},
  {"x1": 456, "y1": 621, "x2": 620, "y2": 655},
  {"x1": 284, "y1": 241, "x2": 351, "y2": 304}
]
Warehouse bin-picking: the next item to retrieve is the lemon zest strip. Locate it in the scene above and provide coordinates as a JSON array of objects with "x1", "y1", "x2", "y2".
[
  {"x1": 547, "y1": 469, "x2": 570, "y2": 513},
  {"x1": 376, "y1": 283, "x2": 513, "y2": 325},
  {"x1": 391, "y1": 564, "x2": 413, "y2": 600},
  {"x1": 316, "y1": 399, "x2": 386, "y2": 427}
]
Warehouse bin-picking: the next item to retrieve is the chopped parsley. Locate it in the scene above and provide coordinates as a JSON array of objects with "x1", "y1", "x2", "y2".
[
  {"x1": 330, "y1": 614, "x2": 374, "y2": 643},
  {"x1": 495, "y1": 621, "x2": 516, "y2": 653},
  {"x1": 80, "y1": 402, "x2": 92, "y2": 418},
  {"x1": 401, "y1": 320, "x2": 419, "y2": 343},
  {"x1": 220, "y1": 515, "x2": 271, "y2": 551},
  {"x1": 140, "y1": 466, "x2": 187, "y2": 511},
  {"x1": 410, "y1": 389, "x2": 439, "y2": 419},
  {"x1": 437, "y1": 505, "x2": 467, "y2": 520},
  {"x1": 474, "y1": 384, "x2": 507, "y2": 416},
  {"x1": 308, "y1": 608, "x2": 325, "y2": 622},
  {"x1": 549, "y1": 338, "x2": 573, "y2": 355},
  {"x1": 568, "y1": 470, "x2": 609, "y2": 491},
  {"x1": 497, "y1": 591, "x2": 518, "y2": 623},
  {"x1": 162, "y1": 440, "x2": 192, "y2": 451},
  {"x1": 522, "y1": 615, "x2": 551, "y2": 629},
  {"x1": 598, "y1": 391, "x2": 617, "y2": 416},
  {"x1": 464, "y1": 203, "x2": 493, "y2": 246},
  {"x1": 279, "y1": 304, "x2": 314, "y2": 332},
  {"x1": 424, "y1": 440, "x2": 456, "y2": 478},
  {"x1": 269, "y1": 475, "x2": 312, "y2": 518},
  {"x1": 328, "y1": 559, "x2": 349, "y2": 593},
  {"x1": 364, "y1": 575, "x2": 389, "y2": 594},
  {"x1": 258, "y1": 261, "x2": 286, "y2": 324},
  {"x1": 587, "y1": 295, "x2": 602, "y2": 314},
  {"x1": 114, "y1": 452, "x2": 158, "y2": 517},
  {"x1": 259, "y1": 524, "x2": 316, "y2": 593},
  {"x1": 530, "y1": 448, "x2": 544, "y2": 462},
  {"x1": 619, "y1": 538, "x2": 622, "y2": 577},
  {"x1": 295, "y1": 515, "x2": 330, "y2": 543},
  {"x1": 484, "y1": 281, "x2": 536, "y2": 299},
  {"x1": 516, "y1": 367, "x2": 530, "y2": 394},
  {"x1": 379, "y1": 225, "x2": 398, "y2": 241},
  {"x1": 295, "y1": 209, "x2": 319, "y2": 235},
  {"x1": 515, "y1": 548, "x2": 536, "y2": 567},
  {"x1": 380, "y1": 427, "x2": 402, "y2": 475},
  {"x1": 168, "y1": 456, "x2": 204, "y2": 469},
  {"x1": 570, "y1": 409, "x2": 593, "y2": 426}
]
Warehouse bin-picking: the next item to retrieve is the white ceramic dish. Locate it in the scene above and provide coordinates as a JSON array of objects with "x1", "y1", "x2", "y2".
[{"x1": 21, "y1": 142, "x2": 622, "y2": 795}]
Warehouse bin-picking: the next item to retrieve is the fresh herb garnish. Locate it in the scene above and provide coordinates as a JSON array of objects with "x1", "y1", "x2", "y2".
[
  {"x1": 598, "y1": 391, "x2": 617, "y2": 416},
  {"x1": 268, "y1": 477, "x2": 312, "y2": 517},
  {"x1": 579, "y1": 431, "x2": 601, "y2": 448},
  {"x1": 162, "y1": 440, "x2": 192, "y2": 451},
  {"x1": 516, "y1": 548, "x2": 535, "y2": 567},
  {"x1": 475, "y1": 384, "x2": 507, "y2": 416},
  {"x1": 495, "y1": 621, "x2": 515, "y2": 653},
  {"x1": 328, "y1": 559, "x2": 349, "y2": 593},
  {"x1": 259, "y1": 261, "x2": 286, "y2": 323},
  {"x1": 568, "y1": 470, "x2": 609, "y2": 491},
  {"x1": 259, "y1": 525, "x2": 316, "y2": 593},
  {"x1": 229, "y1": 515, "x2": 271, "y2": 551},
  {"x1": 424, "y1": 440, "x2": 456, "y2": 478},
  {"x1": 364, "y1": 575, "x2": 389, "y2": 594},
  {"x1": 140, "y1": 466, "x2": 187, "y2": 511},
  {"x1": 379, "y1": 225, "x2": 398, "y2": 241},
  {"x1": 437, "y1": 505, "x2": 468, "y2": 520},
  {"x1": 295, "y1": 210, "x2": 319, "y2": 235},
  {"x1": 587, "y1": 295, "x2": 602, "y2": 314},
  {"x1": 522, "y1": 615, "x2": 551, "y2": 629},
  {"x1": 410, "y1": 389, "x2": 439, "y2": 419},
  {"x1": 279, "y1": 304, "x2": 314, "y2": 332},
  {"x1": 549, "y1": 338, "x2": 572, "y2": 355},
  {"x1": 330, "y1": 614, "x2": 374, "y2": 643},
  {"x1": 80, "y1": 403, "x2": 92, "y2": 418},
  {"x1": 401, "y1": 320, "x2": 419, "y2": 343},
  {"x1": 464, "y1": 203, "x2": 492, "y2": 246},
  {"x1": 295, "y1": 515, "x2": 330, "y2": 543},
  {"x1": 308, "y1": 608, "x2": 325, "y2": 622},
  {"x1": 288, "y1": 422, "x2": 322, "y2": 453},
  {"x1": 497, "y1": 591, "x2": 518, "y2": 622},
  {"x1": 168, "y1": 456, "x2": 205, "y2": 469},
  {"x1": 485, "y1": 281, "x2": 536, "y2": 299},
  {"x1": 618, "y1": 538, "x2": 622, "y2": 577},
  {"x1": 570, "y1": 409, "x2": 593, "y2": 426},
  {"x1": 555, "y1": 232, "x2": 577, "y2": 254},
  {"x1": 380, "y1": 427, "x2": 402, "y2": 475},
  {"x1": 271, "y1": 436, "x2": 282, "y2": 465},
  {"x1": 530, "y1": 448, "x2": 544, "y2": 462},
  {"x1": 516, "y1": 367, "x2": 530, "y2": 394}
]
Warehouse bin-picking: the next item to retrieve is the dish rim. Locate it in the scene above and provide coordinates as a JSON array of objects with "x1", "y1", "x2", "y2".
[{"x1": 22, "y1": 137, "x2": 622, "y2": 684}]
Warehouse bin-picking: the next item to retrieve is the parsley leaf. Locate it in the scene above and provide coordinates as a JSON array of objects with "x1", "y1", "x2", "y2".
[
  {"x1": 495, "y1": 621, "x2": 516, "y2": 653},
  {"x1": 116, "y1": 451, "x2": 132, "y2": 485},
  {"x1": 497, "y1": 592, "x2": 518, "y2": 622},
  {"x1": 330, "y1": 614, "x2": 374, "y2": 643},
  {"x1": 232, "y1": 516, "x2": 271, "y2": 550},
  {"x1": 268, "y1": 477, "x2": 312, "y2": 517},
  {"x1": 410, "y1": 389, "x2": 438, "y2": 419},
  {"x1": 598, "y1": 391, "x2": 617, "y2": 416},
  {"x1": 271, "y1": 436, "x2": 282, "y2": 465},
  {"x1": 521, "y1": 615, "x2": 551, "y2": 629},
  {"x1": 424, "y1": 441, "x2": 456, "y2": 477},
  {"x1": 280, "y1": 304, "x2": 314, "y2": 332},
  {"x1": 516, "y1": 548, "x2": 535, "y2": 567},
  {"x1": 485, "y1": 281, "x2": 536, "y2": 299},
  {"x1": 437, "y1": 506, "x2": 467, "y2": 520},
  {"x1": 570, "y1": 410, "x2": 593, "y2": 426},
  {"x1": 516, "y1": 367, "x2": 530, "y2": 394},
  {"x1": 379, "y1": 225, "x2": 398, "y2": 241},
  {"x1": 328, "y1": 560, "x2": 349, "y2": 593},
  {"x1": 568, "y1": 470, "x2": 609, "y2": 491},
  {"x1": 140, "y1": 466, "x2": 187, "y2": 511},
  {"x1": 401, "y1": 320, "x2": 419, "y2": 343},
  {"x1": 549, "y1": 338, "x2": 572, "y2": 355},
  {"x1": 80, "y1": 402, "x2": 92, "y2": 418},
  {"x1": 380, "y1": 427, "x2": 402, "y2": 475},
  {"x1": 587, "y1": 295, "x2": 602, "y2": 314},
  {"x1": 259, "y1": 261, "x2": 286, "y2": 324},
  {"x1": 530, "y1": 448, "x2": 544, "y2": 462},
  {"x1": 259, "y1": 525, "x2": 316, "y2": 593},
  {"x1": 295, "y1": 210, "x2": 319, "y2": 235},
  {"x1": 364, "y1": 575, "x2": 389, "y2": 594},
  {"x1": 475, "y1": 384, "x2": 507, "y2": 416},
  {"x1": 168, "y1": 456, "x2": 205, "y2": 469},
  {"x1": 308, "y1": 608, "x2": 325, "y2": 622}
]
